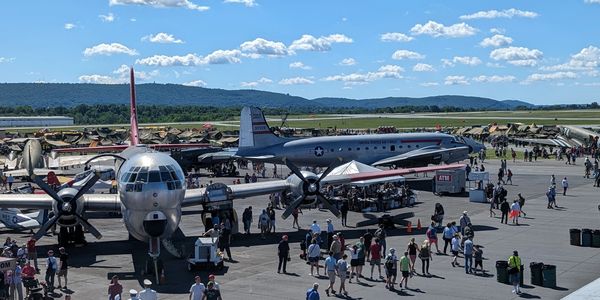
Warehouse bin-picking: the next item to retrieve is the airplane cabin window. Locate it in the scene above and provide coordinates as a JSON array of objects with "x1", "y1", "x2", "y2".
[
  {"x1": 366, "y1": 147, "x2": 369, "y2": 150},
  {"x1": 167, "y1": 181, "x2": 175, "y2": 190},
  {"x1": 407, "y1": 145, "x2": 411, "y2": 148},
  {"x1": 348, "y1": 148, "x2": 352, "y2": 151},
  {"x1": 339, "y1": 148, "x2": 343, "y2": 152},
  {"x1": 148, "y1": 171, "x2": 161, "y2": 182},
  {"x1": 416, "y1": 145, "x2": 419, "y2": 148},
  {"x1": 356, "y1": 147, "x2": 360, "y2": 151},
  {"x1": 399, "y1": 145, "x2": 403, "y2": 148},
  {"x1": 374, "y1": 146, "x2": 378, "y2": 150},
  {"x1": 133, "y1": 166, "x2": 141, "y2": 172}
]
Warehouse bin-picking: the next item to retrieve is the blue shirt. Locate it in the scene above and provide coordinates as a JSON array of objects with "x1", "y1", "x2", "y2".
[
  {"x1": 306, "y1": 288, "x2": 320, "y2": 300},
  {"x1": 443, "y1": 227, "x2": 453, "y2": 239},
  {"x1": 327, "y1": 223, "x2": 334, "y2": 233},
  {"x1": 325, "y1": 256, "x2": 337, "y2": 272},
  {"x1": 464, "y1": 239, "x2": 474, "y2": 256}
]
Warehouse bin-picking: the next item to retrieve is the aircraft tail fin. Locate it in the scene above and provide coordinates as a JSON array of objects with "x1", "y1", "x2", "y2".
[
  {"x1": 239, "y1": 107, "x2": 286, "y2": 148},
  {"x1": 129, "y1": 67, "x2": 140, "y2": 146}
]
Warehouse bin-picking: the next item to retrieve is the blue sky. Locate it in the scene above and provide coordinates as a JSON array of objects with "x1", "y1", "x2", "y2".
[{"x1": 1, "y1": 0, "x2": 600, "y2": 105}]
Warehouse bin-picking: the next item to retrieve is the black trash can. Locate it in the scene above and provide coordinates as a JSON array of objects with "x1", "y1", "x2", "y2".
[
  {"x1": 582, "y1": 229, "x2": 593, "y2": 247},
  {"x1": 542, "y1": 264, "x2": 556, "y2": 288},
  {"x1": 496, "y1": 260, "x2": 509, "y2": 284},
  {"x1": 592, "y1": 230, "x2": 600, "y2": 248},
  {"x1": 530, "y1": 262, "x2": 543, "y2": 286},
  {"x1": 569, "y1": 228, "x2": 581, "y2": 246}
]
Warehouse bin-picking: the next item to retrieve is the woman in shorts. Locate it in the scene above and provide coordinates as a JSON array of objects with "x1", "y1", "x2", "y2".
[
  {"x1": 307, "y1": 240, "x2": 321, "y2": 276},
  {"x1": 349, "y1": 245, "x2": 360, "y2": 283}
]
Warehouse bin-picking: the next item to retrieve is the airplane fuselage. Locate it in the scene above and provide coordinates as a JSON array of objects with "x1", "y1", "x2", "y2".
[
  {"x1": 239, "y1": 132, "x2": 470, "y2": 167},
  {"x1": 115, "y1": 146, "x2": 186, "y2": 242}
]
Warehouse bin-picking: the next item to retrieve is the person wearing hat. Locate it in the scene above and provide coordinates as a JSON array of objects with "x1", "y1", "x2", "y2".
[
  {"x1": 277, "y1": 235, "x2": 290, "y2": 274},
  {"x1": 508, "y1": 250, "x2": 522, "y2": 294},
  {"x1": 45, "y1": 249, "x2": 57, "y2": 291},
  {"x1": 108, "y1": 275, "x2": 123, "y2": 300},
  {"x1": 189, "y1": 275, "x2": 205, "y2": 300},
  {"x1": 459, "y1": 211, "x2": 471, "y2": 236},
  {"x1": 138, "y1": 279, "x2": 158, "y2": 300},
  {"x1": 128, "y1": 289, "x2": 139, "y2": 300},
  {"x1": 207, "y1": 274, "x2": 220, "y2": 290},
  {"x1": 57, "y1": 246, "x2": 68, "y2": 290},
  {"x1": 330, "y1": 235, "x2": 341, "y2": 261},
  {"x1": 202, "y1": 281, "x2": 222, "y2": 300}
]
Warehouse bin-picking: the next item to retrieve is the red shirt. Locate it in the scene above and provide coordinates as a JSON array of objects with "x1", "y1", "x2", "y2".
[
  {"x1": 370, "y1": 243, "x2": 381, "y2": 260},
  {"x1": 27, "y1": 240, "x2": 36, "y2": 253},
  {"x1": 22, "y1": 265, "x2": 35, "y2": 279}
]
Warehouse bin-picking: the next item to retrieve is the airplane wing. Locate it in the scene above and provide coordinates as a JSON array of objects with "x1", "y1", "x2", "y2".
[
  {"x1": 52, "y1": 143, "x2": 211, "y2": 154},
  {"x1": 4, "y1": 168, "x2": 65, "y2": 177},
  {"x1": 0, "y1": 194, "x2": 120, "y2": 212},
  {"x1": 182, "y1": 180, "x2": 290, "y2": 207},
  {"x1": 14, "y1": 218, "x2": 40, "y2": 229},
  {"x1": 321, "y1": 164, "x2": 466, "y2": 186},
  {"x1": 243, "y1": 155, "x2": 276, "y2": 160},
  {"x1": 371, "y1": 146, "x2": 469, "y2": 167},
  {"x1": 47, "y1": 155, "x2": 116, "y2": 169}
]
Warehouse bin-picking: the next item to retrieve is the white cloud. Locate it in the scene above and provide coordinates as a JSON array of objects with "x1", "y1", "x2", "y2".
[
  {"x1": 240, "y1": 77, "x2": 272, "y2": 88},
  {"x1": 108, "y1": 0, "x2": 209, "y2": 11},
  {"x1": 480, "y1": 34, "x2": 513, "y2": 48},
  {"x1": 224, "y1": 0, "x2": 257, "y2": 7},
  {"x1": 413, "y1": 63, "x2": 435, "y2": 72},
  {"x1": 289, "y1": 61, "x2": 311, "y2": 70},
  {"x1": 410, "y1": 21, "x2": 477, "y2": 38},
  {"x1": 279, "y1": 77, "x2": 315, "y2": 85},
  {"x1": 240, "y1": 38, "x2": 289, "y2": 56},
  {"x1": 79, "y1": 65, "x2": 158, "y2": 84},
  {"x1": 420, "y1": 82, "x2": 439, "y2": 87},
  {"x1": 289, "y1": 34, "x2": 352, "y2": 52},
  {"x1": 0, "y1": 57, "x2": 15, "y2": 63},
  {"x1": 83, "y1": 43, "x2": 138, "y2": 56},
  {"x1": 490, "y1": 28, "x2": 505, "y2": 34},
  {"x1": 524, "y1": 71, "x2": 577, "y2": 84},
  {"x1": 541, "y1": 46, "x2": 600, "y2": 71},
  {"x1": 380, "y1": 32, "x2": 414, "y2": 42},
  {"x1": 585, "y1": 0, "x2": 600, "y2": 3},
  {"x1": 64, "y1": 23, "x2": 76, "y2": 30},
  {"x1": 136, "y1": 53, "x2": 203, "y2": 66},
  {"x1": 490, "y1": 46, "x2": 543, "y2": 67},
  {"x1": 392, "y1": 50, "x2": 425, "y2": 60},
  {"x1": 142, "y1": 32, "x2": 184, "y2": 44},
  {"x1": 442, "y1": 56, "x2": 482, "y2": 67},
  {"x1": 460, "y1": 8, "x2": 538, "y2": 20},
  {"x1": 444, "y1": 75, "x2": 469, "y2": 85},
  {"x1": 183, "y1": 80, "x2": 207, "y2": 87},
  {"x1": 323, "y1": 65, "x2": 404, "y2": 85},
  {"x1": 99, "y1": 13, "x2": 115, "y2": 22},
  {"x1": 472, "y1": 75, "x2": 516, "y2": 83},
  {"x1": 130, "y1": 18, "x2": 137, "y2": 22},
  {"x1": 203, "y1": 49, "x2": 242, "y2": 64},
  {"x1": 339, "y1": 58, "x2": 356, "y2": 66}
]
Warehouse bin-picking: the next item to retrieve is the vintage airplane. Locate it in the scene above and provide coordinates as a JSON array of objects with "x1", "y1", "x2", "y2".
[
  {"x1": 0, "y1": 208, "x2": 47, "y2": 232},
  {"x1": 0, "y1": 68, "x2": 465, "y2": 283},
  {"x1": 236, "y1": 107, "x2": 485, "y2": 168}
]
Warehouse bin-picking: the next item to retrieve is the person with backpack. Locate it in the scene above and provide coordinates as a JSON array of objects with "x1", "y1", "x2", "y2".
[
  {"x1": 384, "y1": 248, "x2": 398, "y2": 290},
  {"x1": 517, "y1": 193, "x2": 527, "y2": 217},
  {"x1": 419, "y1": 240, "x2": 432, "y2": 276},
  {"x1": 426, "y1": 222, "x2": 440, "y2": 254},
  {"x1": 45, "y1": 250, "x2": 58, "y2": 292}
]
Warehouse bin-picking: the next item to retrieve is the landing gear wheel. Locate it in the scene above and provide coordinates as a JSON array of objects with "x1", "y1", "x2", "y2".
[
  {"x1": 144, "y1": 258, "x2": 164, "y2": 276},
  {"x1": 58, "y1": 227, "x2": 69, "y2": 247}
]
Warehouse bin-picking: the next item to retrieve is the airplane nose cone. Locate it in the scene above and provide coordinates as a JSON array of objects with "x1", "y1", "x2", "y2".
[{"x1": 308, "y1": 183, "x2": 318, "y2": 193}]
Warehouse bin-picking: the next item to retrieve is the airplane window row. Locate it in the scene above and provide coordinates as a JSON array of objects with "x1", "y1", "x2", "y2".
[{"x1": 327, "y1": 144, "x2": 419, "y2": 153}]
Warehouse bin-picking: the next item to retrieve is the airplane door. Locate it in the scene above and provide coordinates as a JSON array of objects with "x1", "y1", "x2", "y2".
[{"x1": 390, "y1": 145, "x2": 396, "y2": 152}]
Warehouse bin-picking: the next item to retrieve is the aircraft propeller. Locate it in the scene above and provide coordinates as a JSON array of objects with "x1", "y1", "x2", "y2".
[
  {"x1": 281, "y1": 157, "x2": 342, "y2": 219},
  {"x1": 27, "y1": 152, "x2": 103, "y2": 240}
]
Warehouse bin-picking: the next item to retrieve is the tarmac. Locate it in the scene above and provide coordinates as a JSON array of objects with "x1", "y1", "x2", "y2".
[{"x1": 3, "y1": 157, "x2": 600, "y2": 300}]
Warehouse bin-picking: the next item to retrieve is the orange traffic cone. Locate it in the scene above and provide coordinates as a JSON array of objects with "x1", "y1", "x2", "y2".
[
  {"x1": 406, "y1": 221, "x2": 412, "y2": 233},
  {"x1": 417, "y1": 219, "x2": 422, "y2": 230},
  {"x1": 160, "y1": 269, "x2": 166, "y2": 285}
]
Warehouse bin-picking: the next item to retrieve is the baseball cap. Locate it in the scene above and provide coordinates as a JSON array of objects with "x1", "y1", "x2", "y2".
[{"x1": 143, "y1": 279, "x2": 152, "y2": 286}]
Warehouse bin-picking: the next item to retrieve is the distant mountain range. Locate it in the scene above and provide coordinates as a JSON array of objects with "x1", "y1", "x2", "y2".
[{"x1": 0, "y1": 83, "x2": 534, "y2": 109}]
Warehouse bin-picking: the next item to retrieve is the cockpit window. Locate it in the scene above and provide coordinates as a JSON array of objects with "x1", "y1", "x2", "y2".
[{"x1": 148, "y1": 171, "x2": 161, "y2": 182}]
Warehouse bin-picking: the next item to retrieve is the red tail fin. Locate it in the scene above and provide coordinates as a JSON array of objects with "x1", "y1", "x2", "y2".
[{"x1": 129, "y1": 67, "x2": 140, "y2": 146}]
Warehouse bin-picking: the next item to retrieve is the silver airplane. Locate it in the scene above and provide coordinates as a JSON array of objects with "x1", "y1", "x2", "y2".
[
  {"x1": 236, "y1": 107, "x2": 485, "y2": 168},
  {"x1": 0, "y1": 68, "x2": 465, "y2": 283}
]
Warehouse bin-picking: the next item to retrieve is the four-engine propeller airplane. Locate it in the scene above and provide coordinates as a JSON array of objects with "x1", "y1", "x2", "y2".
[{"x1": 0, "y1": 68, "x2": 466, "y2": 284}]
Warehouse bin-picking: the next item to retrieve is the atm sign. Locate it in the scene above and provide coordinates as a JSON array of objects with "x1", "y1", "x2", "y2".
[{"x1": 436, "y1": 175, "x2": 452, "y2": 182}]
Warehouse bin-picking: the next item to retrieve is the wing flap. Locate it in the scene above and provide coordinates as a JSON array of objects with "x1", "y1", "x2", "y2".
[
  {"x1": 372, "y1": 146, "x2": 469, "y2": 167},
  {"x1": 182, "y1": 180, "x2": 290, "y2": 207}
]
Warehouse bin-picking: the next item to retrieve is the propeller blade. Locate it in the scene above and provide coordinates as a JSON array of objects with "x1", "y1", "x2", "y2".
[
  {"x1": 74, "y1": 213, "x2": 102, "y2": 239},
  {"x1": 315, "y1": 157, "x2": 342, "y2": 185},
  {"x1": 317, "y1": 194, "x2": 341, "y2": 218},
  {"x1": 282, "y1": 157, "x2": 306, "y2": 182},
  {"x1": 25, "y1": 143, "x2": 34, "y2": 178},
  {"x1": 32, "y1": 175, "x2": 62, "y2": 203},
  {"x1": 72, "y1": 172, "x2": 100, "y2": 201},
  {"x1": 33, "y1": 213, "x2": 61, "y2": 240},
  {"x1": 281, "y1": 195, "x2": 305, "y2": 220},
  {"x1": 356, "y1": 218, "x2": 381, "y2": 228}
]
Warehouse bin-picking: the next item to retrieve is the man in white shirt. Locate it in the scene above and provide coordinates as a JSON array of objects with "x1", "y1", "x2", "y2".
[
  {"x1": 189, "y1": 276, "x2": 205, "y2": 300},
  {"x1": 311, "y1": 220, "x2": 322, "y2": 245},
  {"x1": 138, "y1": 279, "x2": 158, "y2": 300}
]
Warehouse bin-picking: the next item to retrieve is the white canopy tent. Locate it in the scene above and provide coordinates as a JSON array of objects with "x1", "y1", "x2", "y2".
[{"x1": 322, "y1": 160, "x2": 405, "y2": 186}]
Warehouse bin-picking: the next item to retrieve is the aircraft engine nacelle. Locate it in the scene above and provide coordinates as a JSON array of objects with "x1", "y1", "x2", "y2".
[
  {"x1": 52, "y1": 187, "x2": 86, "y2": 227},
  {"x1": 285, "y1": 171, "x2": 319, "y2": 207}
]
